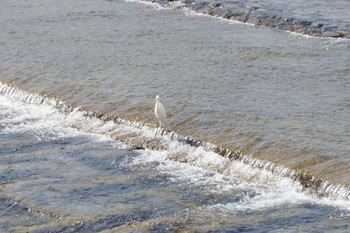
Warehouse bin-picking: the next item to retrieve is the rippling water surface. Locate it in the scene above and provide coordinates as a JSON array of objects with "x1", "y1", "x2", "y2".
[
  {"x1": 244, "y1": 0, "x2": 350, "y2": 28},
  {"x1": 1, "y1": 0, "x2": 350, "y2": 231},
  {"x1": 1, "y1": 93, "x2": 350, "y2": 232}
]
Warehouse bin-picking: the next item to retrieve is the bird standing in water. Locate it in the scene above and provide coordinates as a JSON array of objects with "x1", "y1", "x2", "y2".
[{"x1": 154, "y1": 95, "x2": 166, "y2": 135}]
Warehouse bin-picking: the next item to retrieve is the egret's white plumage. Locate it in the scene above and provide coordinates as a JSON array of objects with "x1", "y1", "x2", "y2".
[{"x1": 155, "y1": 95, "x2": 166, "y2": 128}]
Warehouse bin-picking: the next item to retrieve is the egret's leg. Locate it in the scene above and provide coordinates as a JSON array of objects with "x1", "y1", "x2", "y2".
[
  {"x1": 160, "y1": 120, "x2": 165, "y2": 135},
  {"x1": 155, "y1": 121, "x2": 159, "y2": 138}
]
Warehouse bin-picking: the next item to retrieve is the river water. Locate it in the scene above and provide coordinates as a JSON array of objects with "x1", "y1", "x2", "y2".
[{"x1": 1, "y1": 0, "x2": 350, "y2": 232}]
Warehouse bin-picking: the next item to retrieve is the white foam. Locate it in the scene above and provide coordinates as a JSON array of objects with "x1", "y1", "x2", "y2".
[
  {"x1": 1, "y1": 85, "x2": 350, "y2": 213},
  {"x1": 0, "y1": 95, "x2": 125, "y2": 148},
  {"x1": 210, "y1": 178, "x2": 311, "y2": 213},
  {"x1": 130, "y1": 137, "x2": 350, "y2": 213},
  {"x1": 131, "y1": 138, "x2": 303, "y2": 202}
]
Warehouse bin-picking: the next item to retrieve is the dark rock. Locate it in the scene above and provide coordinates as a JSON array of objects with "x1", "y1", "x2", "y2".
[
  {"x1": 210, "y1": 8, "x2": 231, "y2": 18},
  {"x1": 292, "y1": 22, "x2": 306, "y2": 31},
  {"x1": 295, "y1": 19, "x2": 313, "y2": 27},
  {"x1": 233, "y1": 8, "x2": 251, "y2": 22},
  {"x1": 204, "y1": 7, "x2": 215, "y2": 16},
  {"x1": 140, "y1": 0, "x2": 350, "y2": 39},
  {"x1": 212, "y1": 1, "x2": 222, "y2": 7},
  {"x1": 312, "y1": 22, "x2": 324, "y2": 28},
  {"x1": 222, "y1": 9, "x2": 241, "y2": 19},
  {"x1": 276, "y1": 18, "x2": 294, "y2": 31},
  {"x1": 305, "y1": 26, "x2": 322, "y2": 35}
]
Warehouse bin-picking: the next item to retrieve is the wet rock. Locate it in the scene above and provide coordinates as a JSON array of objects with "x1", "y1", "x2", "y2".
[
  {"x1": 298, "y1": 20, "x2": 313, "y2": 27},
  {"x1": 277, "y1": 17, "x2": 294, "y2": 26},
  {"x1": 299, "y1": 173, "x2": 322, "y2": 189},
  {"x1": 210, "y1": 8, "x2": 230, "y2": 17},
  {"x1": 312, "y1": 22, "x2": 324, "y2": 28},
  {"x1": 212, "y1": 2, "x2": 222, "y2": 8},
  {"x1": 304, "y1": 26, "x2": 322, "y2": 36},
  {"x1": 202, "y1": 7, "x2": 214, "y2": 15},
  {"x1": 230, "y1": 8, "x2": 250, "y2": 22},
  {"x1": 222, "y1": 9, "x2": 242, "y2": 19},
  {"x1": 140, "y1": 0, "x2": 350, "y2": 39},
  {"x1": 321, "y1": 31, "x2": 341, "y2": 38},
  {"x1": 336, "y1": 29, "x2": 350, "y2": 36}
]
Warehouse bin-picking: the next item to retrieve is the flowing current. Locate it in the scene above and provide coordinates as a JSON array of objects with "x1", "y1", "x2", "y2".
[{"x1": 1, "y1": 0, "x2": 350, "y2": 232}]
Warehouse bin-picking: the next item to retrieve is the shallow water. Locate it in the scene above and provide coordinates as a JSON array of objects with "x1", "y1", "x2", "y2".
[
  {"x1": 1, "y1": 0, "x2": 350, "y2": 231},
  {"x1": 243, "y1": 0, "x2": 350, "y2": 28},
  {"x1": 1, "y1": 94, "x2": 350, "y2": 232},
  {"x1": 1, "y1": 0, "x2": 350, "y2": 184}
]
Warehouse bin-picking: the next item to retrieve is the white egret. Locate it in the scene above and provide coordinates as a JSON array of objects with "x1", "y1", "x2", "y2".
[{"x1": 154, "y1": 95, "x2": 166, "y2": 135}]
